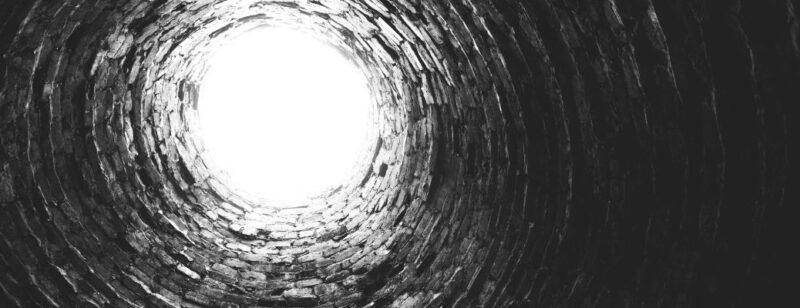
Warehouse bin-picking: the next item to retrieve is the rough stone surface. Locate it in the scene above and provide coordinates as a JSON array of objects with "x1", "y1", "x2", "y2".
[{"x1": 0, "y1": 0, "x2": 797, "y2": 307}]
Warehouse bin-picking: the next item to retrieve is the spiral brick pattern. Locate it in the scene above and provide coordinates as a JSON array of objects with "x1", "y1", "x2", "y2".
[{"x1": 1, "y1": 0, "x2": 797, "y2": 307}]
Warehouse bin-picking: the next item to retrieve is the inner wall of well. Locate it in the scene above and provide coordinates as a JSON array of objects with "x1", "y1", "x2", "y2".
[{"x1": 1, "y1": 0, "x2": 795, "y2": 307}]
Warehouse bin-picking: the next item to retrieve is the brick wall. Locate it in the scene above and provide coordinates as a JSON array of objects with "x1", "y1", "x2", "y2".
[{"x1": 0, "y1": 0, "x2": 797, "y2": 307}]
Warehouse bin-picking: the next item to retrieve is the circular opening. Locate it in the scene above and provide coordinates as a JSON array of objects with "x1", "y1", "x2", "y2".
[{"x1": 198, "y1": 27, "x2": 372, "y2": 206}]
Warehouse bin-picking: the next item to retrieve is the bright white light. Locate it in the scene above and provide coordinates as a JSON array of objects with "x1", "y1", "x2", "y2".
[{"x1": 198, "y1": 27, "x2": 371, "y2": 206}]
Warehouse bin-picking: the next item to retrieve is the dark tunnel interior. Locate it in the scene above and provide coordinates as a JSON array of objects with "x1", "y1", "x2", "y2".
[{"x1": 0, "y1": 0, "x2": 797, "y2": 307}]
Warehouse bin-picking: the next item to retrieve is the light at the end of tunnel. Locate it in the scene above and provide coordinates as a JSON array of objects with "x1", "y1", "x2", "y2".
[{"x1": 199, "y1": 27, "x2": 371, "y2": 206}]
